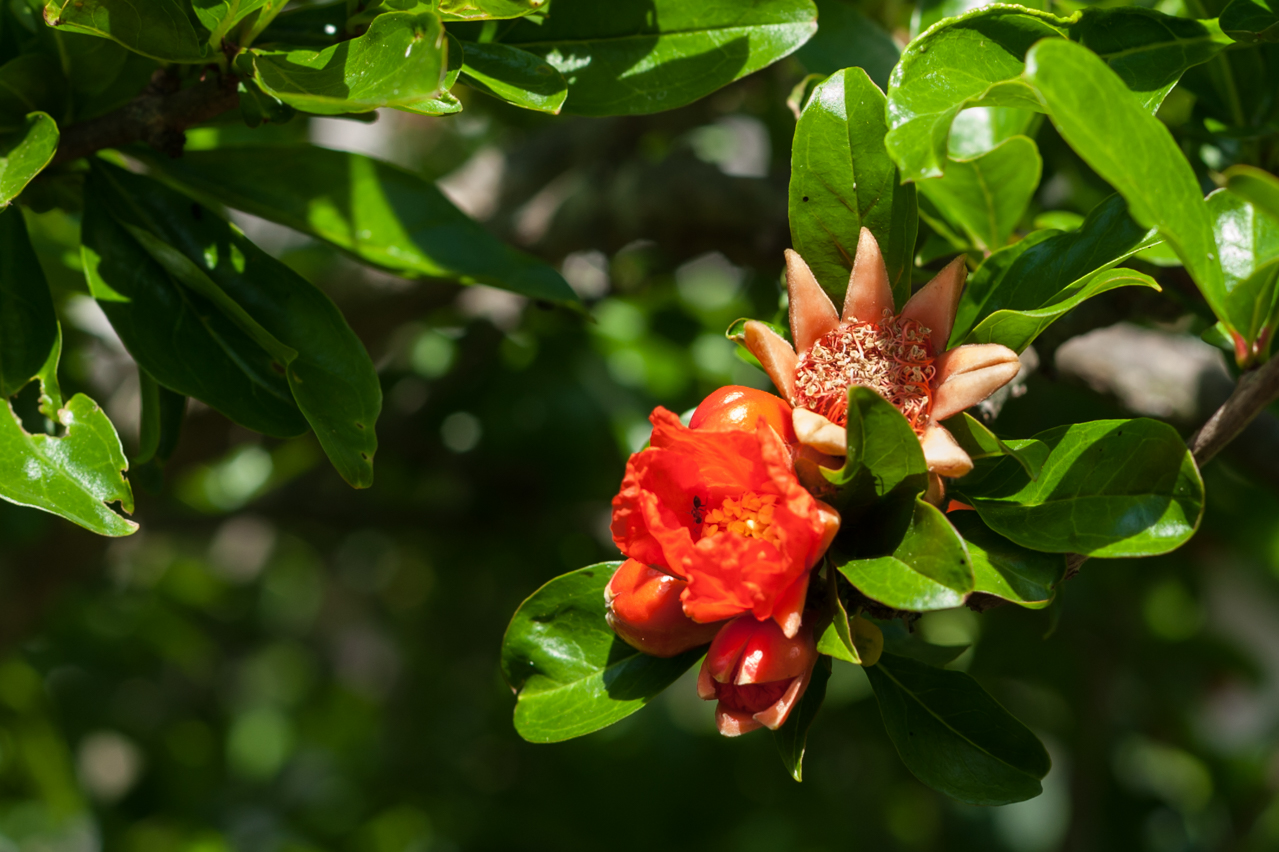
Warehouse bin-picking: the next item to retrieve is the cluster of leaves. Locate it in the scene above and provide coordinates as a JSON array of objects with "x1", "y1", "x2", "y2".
[
  {"x1": 500, "y1": 0, "x2": 1279, "y2": 806},
  {"x1": 0, "y1": 0, "x2": 821, "y2": 534}
]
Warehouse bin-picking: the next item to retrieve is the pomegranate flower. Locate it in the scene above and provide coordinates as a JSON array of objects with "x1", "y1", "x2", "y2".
[
  {"x1": 605, "y1": 559, "x2": 724, "y2": 658},
  {"x1": 697, "y1": 615, "x2": 818, "y2": 736},
  {"x1": 740, "y1": 229, "x2": 1021, "y2": 479},
  {"x1": 611, "y1": 408, "x2": 839, "y2": 637}
]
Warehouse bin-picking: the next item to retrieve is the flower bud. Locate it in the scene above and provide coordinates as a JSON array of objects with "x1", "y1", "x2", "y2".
[
  {"x1": 688, "y1": 386, "x2": 797, "y2": 443},
  {"x1": 605, "y1": 559, "x2": 722, "y2": 658},
  {"x1": 696, "y1": 614, "x2": 818, "y2": 736}
]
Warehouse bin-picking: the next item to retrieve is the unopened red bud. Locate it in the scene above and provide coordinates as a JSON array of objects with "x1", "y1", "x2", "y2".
[
  {"x1": 689, "y1": 386, "x2": 797, "y2": 443},
  {"x1": 605, "y1": 559, "x2": 722, "y2": 658},
  {"x1": 696, "y1": 615, "x2": 818, "y2": 736}
]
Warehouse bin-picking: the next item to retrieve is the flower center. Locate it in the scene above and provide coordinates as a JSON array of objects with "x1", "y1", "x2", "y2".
[
  {"x1": 793, "y1": 311, "x2": 936, "y2": 433},
  {"x1": 699, "y1": 491, "x2": 781, "y2": 547}
]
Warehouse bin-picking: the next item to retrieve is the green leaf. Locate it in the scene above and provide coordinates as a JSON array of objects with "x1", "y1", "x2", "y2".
[
  {"x1": 502, "y1": 563, "x2": 702, "y2": 743},
  {"x1": 952, "y1": 194, "x2": 1163, "y2": 351},
  {"x1": 90, "y1": 162, "x2": 381, "y2": 488},
  {"x1": 949, "y1": 511, "x2": 1063, "y2": 609},
  {"x1": 1208, "y1": 186, "x2": 1279, "y2": 353},
  {"x1": 0, "y1": 206, "x2": 57, "y2": 398},
  {"x1": 140, "y1": 146, "x2": 579, "y2": 306},
  {"x1": 192, "y1": 0, "x2": 271, "y2": 46},
  {"x1": 500, "y1": 0, "x2": 818, "y2": 116},
  {"x1": 794, "y1": 0, "x2": 899, "y2": 90},
  {"x1": 1220, "y1": 0, "x2": 1279, "y2": 43},
  {"x1": 947, "y1": 106, "x2": 1040, "y2": 159},
  {"x1": 817, "y1": 568, "x2": 860, "y2": 664},
  {"x1": 943, "y1": 413, "x2": 1044, "y2": 481},
  {"x1": 1023, "y1": 39, "x2": 1228, "y2": 335},
  {"x1": 876, "y1": 619, "x2": 969, "y2": 667},
  {"x1": 773, "y1": 656, "x2": 830, "y2": 782},
  {"x1": 82, "y1": 172, "x2": 308, "y2": 440},
  {"x1": 437, "y1": 0, "x2": 545, "y2": 21},
  {"x1": 458, "y1": 40, "x2": 567, "y2": 114},
  {"x1": 250, "y1": 12, "x2": 447, "y2": 115},
  {"x1": 42, "y1": 0, "x2": 211, "y2": 63},
  {"x1": 886, "y1": 6, "x2": 1231, "y2": 182},
  {"x1": 237, "y1": 78, "x2": 295, "y2": 128},
  {"x1": 0, "y1": 113, "x2": 57, "y2": 206},
  {"x1": 918, "y1": 136, "x2": 1040, "y2": 253},
  {"x1": 1223, "y1": 165, "x2": 1279, "y2": 223},
  {"x1": 0, "y1": 392, "x2": 136, "y2": 536},
  {"x1": 953, "y1": 419, "x2": 1205, "y2": 557},
  {"x1": 396, "y1": 32, "x2": 465, "y2": 116},
  {"x1": 837, "y1": 495, "x2": 974, "y2": 612},
  {"x1": 789, "y1": 67, "x2": 917, "y2": 308},
  {"x1": 823, "y1": 386, "x2": 929, "y2": 509},
  {"x1": 135, "y1": 369, "x2": 186, "y2": 466},
  {"x1": 867, "y1": 652, "x2": 1050, "y2": 805}
]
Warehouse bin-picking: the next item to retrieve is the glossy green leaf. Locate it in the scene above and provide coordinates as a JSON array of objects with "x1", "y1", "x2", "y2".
[
  {"x1": 773, "y1": 656, "x2": 830, "y2": 782},
  {"x1": 1220, "y1": 0, "x2": 1279, "y2": 43},
  {"x1": 0, "y1": 207, "x2": 57, "y2": 398},
  {"x1": 952, "y1": 194, "x2": 1163, "y2": 351},
  {"x1": 1208, "y1": 187, "x2": 1279, "y2": 353},
  {"x1": 947, "y1": 106, "x2": 1040, "y2": 159},
  {"x1": 867, "y1": 652, "x2": 1050, "y2": 805},
  {"x1": 459, "y1": 41, "x2": 567, "y2": 114},
  {"x1": 943, "y1": 413, "x2": 1044, "y2": 481},
  {"x1": 0, "y1": 113, "x2": 57, "y2": 206},
  {"x1": 135, "y1": 369, "x2": 186, "y2": 466},
  {"x1": 437, "y1": 0, "x2": 544, "y2": 21},
  {"x1": 886, "y1": 6, "x2": 1231, "y2": 182},
  {"x1": 949, "y1": 511, "x2": 1063, "y2": 609},
  {"x1": 790, "y1": 68, "x2": 917, "y2": 307},
  {"x1": 82, "y1": 173, "x2": 308, "y2": 440},
  {"x1": 823, "y1": 386, "x2": 929, "y2": 509},
  {"x1": 502, "y1": 563, "x2": 702, "y2": 743},
  {"x1": 397, "y1": 33, "x2": 465, "y2": 116},
  {"x1": 953, "y1": 419, "x2": 1205, "y2": 557},
  {"x1": 817, "y1": 568, "x2": 860, "y2": 664},
  {"x1": 837, "y1": 496, "x2": 974, "y2": 612},
  {"x1": 1223, "y1": 165, "x2": 1279, "y2": 223},
  {"x1": 0, "y1": 392, "x2": 136, "y2": 536},
  {"x1": 42, "y1": 0, "x2": 210, "y2": 63},
  {"x1": 91, "y1": 162, "x2": 381, "y2": 488},
  {"x1": 500, "y1": 0, "x2": 817, "y2": 116},
  {"x1": 192, "y1": 0, "x2": 271, "y2": 45},
  {"x1": 237, "y1": 78, "x2": 295, "y2": 128},
  {"x1": 918, "y1": 136, "x2": 1040, "y2": 253},
  {"x1": 141, "y1": 146, "x2": 579, "y2": 306},
  {"x1": 1023, "y1": 39, "x2": 1228, "y2": 333},
  {"x1": 876, "y1": 619, "x2": 969, "y2": 667},
  {"x1": 912, "y1": 0, "x2": 1046, "y2": 38},
  {"x1": 251, "y1": 12, "x2": 447, "y2": 115},
  {"x1": 793, "y1": 0, "x2": 899, "y2": 90}
]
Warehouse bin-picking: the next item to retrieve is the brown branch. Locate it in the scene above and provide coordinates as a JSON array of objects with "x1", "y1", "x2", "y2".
[{"x1": 51, "y1": 69, "x2": 241, "y2": 166}]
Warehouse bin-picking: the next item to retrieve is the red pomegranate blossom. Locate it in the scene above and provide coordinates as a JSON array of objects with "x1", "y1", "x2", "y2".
[{"x1": 611, "y1": 407, "x2": 839, "y2": 638}]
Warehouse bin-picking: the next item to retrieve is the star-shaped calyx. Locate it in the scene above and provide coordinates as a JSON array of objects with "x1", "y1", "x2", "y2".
[{"x1": 740, "y1": 229, "x2": 1021, "y2": 481}]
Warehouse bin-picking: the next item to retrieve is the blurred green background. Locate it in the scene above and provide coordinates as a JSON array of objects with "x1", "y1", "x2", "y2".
[{"x1": 3, "y1": 10, "x2": 1279, "y2": 850}]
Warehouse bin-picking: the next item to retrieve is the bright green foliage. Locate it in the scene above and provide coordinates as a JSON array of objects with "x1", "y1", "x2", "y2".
[
  {"x1": 951, "y1": 194, "x2": 1162, "y2": 351},
  {"x1": 955, "y1": 419, "x2": 1205, "y2": 557},
  {"x1": 143, "y1": 147, "x2": 580, "y2": 306},
  {"x1": 917, "y1": 135, "x2": 1040, "y2": 252},
  {"x1": 0, "y1": 393, "x2": 135, "y2": 536},
  {"x1": 249, "y1": 12, "x2": 448, "y2": 115},
  {"x1": 500, "y1": 0, "x2": 818, "y2": 115},
  {"x1": 502, "y1": 563, "x2": 702, "y2": 742},
  {"x1": 1208, "y1": 188, "x2": 1279, "y2": 359},
  {"x1": 867, "y1": 653, "x2": 1051, "y2": 806},
  {"x1": 459, "y1": 41, "x2": 568, "y2": 114},
  {"x1": 42, "y1": 0, "x2": 211, "y2": 62},
  {"x1": 1023, "y1": 40, "x2": 1230, "y2": 343},
  {"x1": 789, "y1": 68, "x2": 917, "y2": 306},
  {"x1": 944, "y1": 413, "x2": 1044, "y2": 481},
  {"x1": 0, "y1": 114, "x2": 57, "y2": 206},
  {"x1": 837, "y1": 496, "x2": 974, "y2": 612}
]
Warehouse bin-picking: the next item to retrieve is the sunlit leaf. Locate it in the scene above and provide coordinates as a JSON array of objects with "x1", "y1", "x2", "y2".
[
  {"x1": 0, "y1": 113, "x2": 57, "y2": 206},
  {"x1": 42, "y1": 0, "x2": 211, "y2": 62}
]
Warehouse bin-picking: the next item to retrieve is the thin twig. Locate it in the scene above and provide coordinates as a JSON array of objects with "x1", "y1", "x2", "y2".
[{"x1": 51, "y1": 69, "x2": 241, "y2": 166}]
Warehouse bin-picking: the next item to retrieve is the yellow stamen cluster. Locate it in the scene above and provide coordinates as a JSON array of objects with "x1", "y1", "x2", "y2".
[
  {"x1": 702, "y1": 492, "x2": 781, "y2": 547},
  {"x1": 794, "y1": 311, "x2": 936, "y2": 433}
]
